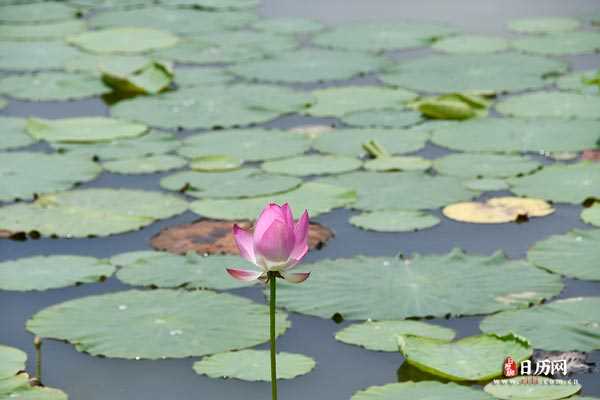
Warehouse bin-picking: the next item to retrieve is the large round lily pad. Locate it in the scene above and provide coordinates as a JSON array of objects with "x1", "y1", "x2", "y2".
[
  {"x1": 190, "y1": 182, "x2": 356, "y2": 220},
  {"x1": 313, "y1": 21, "x2": 458, "y2": 51},
  {"x1": 464, "y1": 179, "x2": 510, "y2": 192},
  {"x1": 363, "y1": 156, "x2": 432, "y2": 172},
  {"x1": 306, "y1": 86, "x2": 417, "y2": 117},
  {"x1": 349, "y1": 210, "x2": 440, "y2": 232},
  {"x1": 111, "y1": 85, "x2": 313, "y2": 129},
  {"x1": 432, "y1": 34, "x2": 509, "y2": 54},
  {"x1": 496, "y1": 92, "x2": 600, "y2": 119},
  {"x1": 0, "y1": 117, "x2": 34, "y2": 151},
  {"x1": 0, "y1": 255, "x2": 114, "y2": 291},
  {"x1": 335, "y1": 320, "x2": 455, "y2": 352},
  {"x1": 0, "y1": 152, "x2": 101, "y2": 202},
  {"x1": 480, "y1": 297, "x2": 600, "y2": 351},
  {"x1": 0, "y1": 345, "x2": 26, "y2": 378},
  {"x1": 27, "y1": 117, "x2": 148, "y2": 144},
  {"x1": 0, "y1": 19, "x2": 86, "y2": 41},
  {"x1": 381, "y1": 53, "x2": 566, "y2": 94},
  {"x1": 351, "y1": 381, "x2": 493, "y2": 400},
  {"x1": 276, "y1": 249, "x2": 563, "y2": 320},
  {"x1": 193, "y1": 350, "x2": 315, "y2": 381},
  {"x1": 528, "y1": 229, "x2": 600, "y2": 281},
  {"x1": 0, "y1": 72, "x2": 109, "y2": 101},
  {"x1": 67, "y1": 27, "x2": 179, "y2": 54},
  {"x1": 102, "y1": 155, "x2": 187, "y2": 174},
  {"x1": 0, "y1": 189, "x2": 188, "y2": 238},
  {"x1": 512, "y1": 31, "x2": 600, "y2": 55},
  {"x1": 178, "y1": 129, "x2": 311, "y2": 161},
  {"x1": 27, "y1": 289, "x2": 290, "y2": 359},
  {"x1": 430, "y1": 118, "x2": 600, "y2": 153},
  {"x1": 484, "y1": 377, "x2": 582, "y2": 400},
  {"x1": 508, "y1": 163, "x2": 600, "y2": 204},
  {"x1": 0, "y1": 3, "x2": 79, "y2": 23},
  {"x1": 556, "y1": 70, "x2": 600, "y2": 94},
  {"x1": 160, "y1": 168, "x2": 302, "y2": 198},
  {"x1": 175, "y1": 68, "x2": 232, "y2": 88},
  {"x1": 261, "y1": 155, "x2": 362, "y2": 177},
  {"x1": 508, "y1": 17, "x2": 581, "y2": 33},
  {"x1": 581, "y1": 205, "x2": 600, "y2": 227},
  {"x1": 341, "y1": 109, "x2": 423, "y2": 129},
  {"x1": 433, "y1": 153, "x2": 541, "y2": 178},
  {"x1": 398, "y1": 333, "x2": 532, "y2": 381},
  {"x1": 228, "y1": 49, "x2": 386, "y2": 83},
  {"x1": 0, "y1": 41, "x2": 82, "y2": 71},
  {"x1": 252, "y1": 17, "x2": 324, "y2": 35},
  {"x1": 443, "y1": 197, "x2": 554, "y2": 224}
]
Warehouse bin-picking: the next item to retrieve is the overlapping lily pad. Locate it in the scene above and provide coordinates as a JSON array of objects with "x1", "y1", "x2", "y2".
[
  {"x1": 175, "y1": 68, "x2": 232, "y2": 88},
  {"x1": 275, "y1": 249, "x2": 563, "y2": 320},
  {"x1": 27, "y1": 117, "x2": 148, "y2": 143},
  {"x1": 0, "y1": 189, "x2": 188, "y2": 237},
  {"x1": 0, "y1": 152, "x2": 102, "y2": 202},
  {"x1": 464, "y1": 179, "x2": 510, "y2": 192},
  {"x1": 433, "y1": 153, "x2": 541, "y2": 178},
  {"x1": 528, "y1": 229, "x2": 600, "y2": 281},
  {"x1": 480, "y1": 297, "x2": 600, "y2": 351},
  {"x1": 556, "y1": 70, "x2": 600, "y2": 94},
  {"x1": 160, "y1": 168, "x2": 302, "y2": 198},
  {"x1": 443, "y1": 197, "x2": 554, "y2": 224},
  {"x1": 67, "y1": 27, "x2": 179, "y2": 54},
  {"x1": 190, "y1": 155, "x2": 241, "y2": 172},
  {"x1": 252, "y1": 17, "x2": 323, "y2": 34},
  {"x1": 193, "y1": 350, "x2": 315, "y2": 381},
  {"x1": 261, "y1": 155, "x2": 362, "y2": 176},
  {"x1": 0, "y1": 3, "x2": 80, "y2": 23},
  {"x1": 0, "y1": 117, "x2": 34, "y2": 151},
  {"x1": 0, "y1": 72, "x2": 109, "y2": 101},
  {"x1": 431, "y1": 118, "x2": 600, "y2": 153},
  {"x1": 313, "y1": 21, "x2": 458, "y2": 51},
  {"x1": 341, "y1": 109, "x2": 423, "y2": 128},
  {"x1": 349, "y1": 210, "x2": 440, "y2": 232},
  {"x1": 306, "y1": 86, "x2": 418, "y2": 117},
  {"x1": 228, "y1": 49, "x2": 386, "y2": 83},
  {"x1": 496, "y1": 92, "x2": 600, "y2": 119},
  {"x1": 0, "y1": 41, "x2": 82, "y2": 71},
  {"x1": 190, "y1": 182, "x2": 356, "y2": 220},
  {"x1": 508, "y1": 163, "x2": 600, "y2": 204},
  {"x1": 0, "y1": 255, "x2": 114, "y2": 291},
  {"x1": 432, "y1": 34, "x2": 509, "y2": 54},
  {"x1": 111, "y1": 85, "x2": 313, "y2": 129},
  {"x1": 484, "y1": 377, "x2": 582, "y2": 400},
  {"x1": 103, "y1": 155, "x2": 187, "y2": 174},
  {"x1": 116, "y1": 252, "x2": 255, "y2": 290},
  {"x1": 581, "y1": 205, "x2": 600, "y2": 227},
  {"x1": 0, "y1": 19, "x2": 86, "y2": 41},
  {"x1": 26, "y1": 289, "x2": 290, "y2": 359},
  {"x1": 512, "y1": 31, "x2": 600, "y2": 55},
  {"x1": 178, "y1": 129, "x2": 311, "y2": 161},
  {"x1": 335, "y1": 320, "x2": 455, "y2": 352},
  {"x1": 0, "y1": 345, "x2": 26, "y2": 378},
  {"x1": 363, "y1": 156, "x2": 432, "y2": 172},
  {"x1": 398, "y1": 333, "x2": 532, "y2": 381},
  {"x1": 381, "y1": 53, "x2": 566, "y2": 93},
  {"x1": 508, "y1": 17, "x2": 581, "y2": 33},
  {"x1": 101, "y1": 58, "x2": 173, "y2": 94},
  {"x1": 352, "y1": 381, "x2": 493, "y2": 400}
]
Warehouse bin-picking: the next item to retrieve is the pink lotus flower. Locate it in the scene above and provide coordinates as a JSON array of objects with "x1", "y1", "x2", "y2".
[{"x1": 227, "y1": 203, "x2": 310, "y2": 284}]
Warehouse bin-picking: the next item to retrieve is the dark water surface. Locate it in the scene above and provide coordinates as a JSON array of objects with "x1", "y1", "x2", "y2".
[{"x1": 1, "y1": 1, "x2": 600, "y2": 399}]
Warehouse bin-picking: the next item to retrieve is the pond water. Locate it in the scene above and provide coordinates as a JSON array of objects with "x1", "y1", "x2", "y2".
[{"x1": 1, "y1": 0, "x2": 600, "y2": 399}]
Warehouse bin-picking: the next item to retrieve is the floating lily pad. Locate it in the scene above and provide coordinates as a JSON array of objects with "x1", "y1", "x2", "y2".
[
  {"x1": 190, "y1": 155, "x2": 241, "y2": 172},
  {"x1": 0, "y1": 3, "x2": 80, "y2": 23},
  {"x1": 313, "y1": 128, "x2": 428, "y2": 157},
  {"x1": 27, "y1": 117, "x2": 148, "y2": 143},
  {"x1": 102, "y1": 155, "x2": 187, "y2": 174},
  {"x1": 413, "y1": 92, "x2": 491, "y2": 120},
  {"x1": 27, "y1": 289, "x2": 290, "y2": 359},
  {"x1": 398, "y1": 333, "x2": 532, "y2": 381},
  {"x1": 116, "y1": 252, "x2": 254, "y2": 290},
  {"x1": 464, "y1": 179, "x2": 510, "y2": 192},
  {"x1": 528, "y1": 229, "x2": 600, "y2": 281},
  {"x1": 160, "y1": 168, "x2": 302, "y2": 198},
  {"x1": 433, "y1": 153, "x2": 541, "y2": 178},
  {"x1": 0, "y1": 345, "x2": 26, "y2": 378},
  {"x1": 193, "y1": 350, "x2": 315, "y2": 381},
  {"x1": 556, "y1": 70, "x2": 600, "y2": 95},
  {"x1": 508, "y1": 17, "x2": 581, "y2": 33},
  {"x1": 276, "y1": 249, "x2": 563, "y2": 320},
  {"x1": 313, "y1": 21, "x2": 458, "y2": 51},
  {"x1": 190, "y1": 182, "x2": 356, "y2": 220},
  {"x1": 0, "y1": 255, "x2": 114, "y2": 291},
  {"x1": 350, "y1": 210, "x2": 440, "y2": 232},
  {"x1": 178, "y1": 129, "x2": 311, "y2": 161},
  {"x1": 335, "y1": 320, "x2": 455, "y2": 352},
  {"x1": 480, "y1": 297, "x2": 600, "y2": 351},
  {"x1": 109, "y1": 251, "x2": 159, "y2": 267},
  {"x1": 363, "y1": 156, "x2": 432, "y2": 172},
  {"x1": 0, "y1": 99, "x2": 5, "y2": 109},
  {"x1": 431, "y1": 118, "x2": 600, "y2": 153},
  {"x1": 229, "y1": 49, "x2": 386, "y2": 83},
  {"x1": 252, "y1": 17, "x2": 323, "y2": 35},
  {"x1": 484, "y1": 377, "x2": 582, "y2": 400},
  {"x1": 0, "y1": 386, "x2": 68, "y2": 400},
  {"x1": 164, "y1": 0, "x2": 259, "y2": 10},
  {"x1": 0, "y1": 72, "x2": 109, "y2": 101},
  {"x1": 0, "y1": 41, "x2": 82, "y2": 71},
  {"x1": 496, "y1": 92, "x2": 600, "y2": 119},
  {"x1": 67, "y1": 27, "x2": 179, "y2": 54},
  {"x1": 581, "y1": 205, "x2": 600, "y2": 227},
  {"x1": 508, "y1": 163, "x2": 600, "y2": 204},
  {"x1": 0, "y1": 117, "x2": 34, "y2": 151},
  {"x1": 261, "y1": 155, "x2": 362, "y2": 177},
  {"x1": 0, "y1": 189, "x2": 188, "y2": 238},
  {"x1": 341, "y1": 109, "x2": 423, "y2": 129},
  {"x1": 381, "y1": 53, "x2": 566, "y2": 94},
  {"x1": 318, "y1": 171, "x2": 475, "y2": 211},
  {"x1": 111, "y1": 85, "x2": 313, "y2": 129},
  {"x1": 432, "y1": 34, "x2": 509, "y2": 54},
  {"x1": 0, "y1": 19, "x2": 86, "y2": 41},
  {"x1": 352, "y1": 381, "x2": 494, "y2": 400},
  {"x1": 0, "y1": 152, "x2": 101, "y2": 202},
  {"x1": 443, "y1": 197, "x2": 554, "y2": 224},
  {"x1": 306, "y1": 86, "x2": 418, "y2": 117},
  {"x1": 512, "y1": 31, "x2": 600, "y2": 55},
  {"x1": 175, "y1": 68, "x2": 232, "y2": 88},
  {"x1": 101, "y1": 58, "x2": 173, "y2": 94}
]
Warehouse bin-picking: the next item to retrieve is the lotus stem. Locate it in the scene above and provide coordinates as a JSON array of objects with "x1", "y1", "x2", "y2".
[
  {"x1": 268, "y1": 271, "x2": 278, "y2": 400},
  {"x1": 34, "y1": 336, "x2": 42, "y2": 385}
]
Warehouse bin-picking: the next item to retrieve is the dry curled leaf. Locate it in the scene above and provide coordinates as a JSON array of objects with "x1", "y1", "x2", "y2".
[
  {"x1": 151, "y1": 219, "x2": 334, "y2": 255},
  {"x1": 443, "y1": 197, "x2": 554, "y2": 223}
]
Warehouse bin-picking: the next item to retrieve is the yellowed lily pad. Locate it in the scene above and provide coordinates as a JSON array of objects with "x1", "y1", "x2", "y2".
[{"x1": 443, "y1": 197, "x2": 554, "y2": 224}]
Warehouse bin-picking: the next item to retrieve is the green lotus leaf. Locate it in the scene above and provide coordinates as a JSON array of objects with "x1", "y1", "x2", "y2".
[
  {"x1": 351, "y1": 381, "x2": 493, "y2": 400},
  {"x1": 261, "y1": 155, "x2": 362, "y2": 177},
  {"x1": 433, "y1": 153, "x2": 541, "y2": 178},
  {"x1": 26, "y1": 117, "x2": 148, "y2": 144},
  {"x1": 0, "y1": 41, "x2": 82, "y2": 71},
  {"x1": 496, "y1": 92, "x2": 600, "y2": 119},
  {"x1": 67, "y1": 27, "x2": 179, "y2": 54},
  {"x1": 484, "y1": 377, "x2": 582, "y2": 400},
  {"x1": 0, "y1": 117, "x2": 35, "y2": 151},
  {"x1": 349, "y1": 210, "x2": 440, "y2": 232},
  {"x1": 432, "y1": 34, "x2": 509, "y2": 54},
  {"x1": 508, "y1": 16, "x2": 581, "y2": 33},
  {"x1": 0, "y1": 72, "x2": 109, "y2": 101},
  {"x1": 0, "y1": 19, "x2": 86, "y2": 41},
  {"x1": 512, "y1": 31, "x2": 600, "y2": 55},
  {"x1": 102, "y1": 155, "x2": 187, "y2": 174}
]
